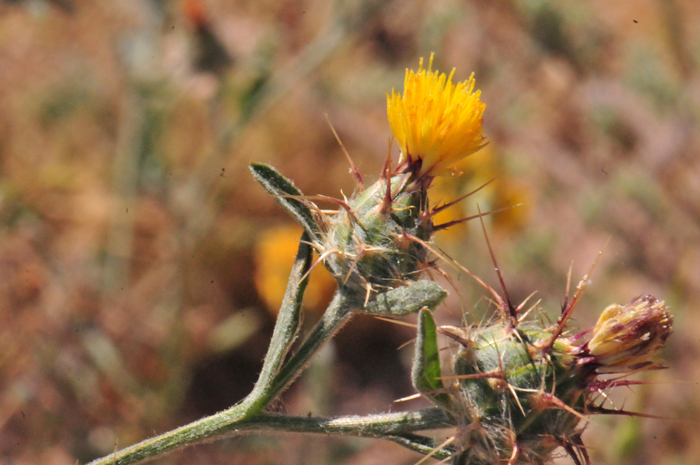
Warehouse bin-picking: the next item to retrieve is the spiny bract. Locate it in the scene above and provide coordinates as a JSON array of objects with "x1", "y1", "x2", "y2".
[{"x1": 414, "y1": 290, "x2": 673, "y2": 465}]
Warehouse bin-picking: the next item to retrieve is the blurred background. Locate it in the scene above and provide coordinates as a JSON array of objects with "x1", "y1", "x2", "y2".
[{"x1": 1, "y1": 0, "x2": 699, "y2": 463}]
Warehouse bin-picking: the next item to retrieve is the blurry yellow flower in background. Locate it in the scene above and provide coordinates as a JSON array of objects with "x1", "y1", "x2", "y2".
[
  {"x1": 254, "y1": 225, "x2": 336, "y2": 315},
  {"x1": 430, "y1": 144, "x2": 532, "y2": 243},
  {"x1": 387, "y1": 54, "x2": 487, "y2": 177},
  {"x1": 490, "y1": 176, "x2": 532, "y2": 233}
]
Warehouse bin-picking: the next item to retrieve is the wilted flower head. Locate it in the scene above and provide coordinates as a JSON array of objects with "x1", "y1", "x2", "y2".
[
  {"x1": 387, "y1": 54, "x2": 487, "y2": 178},
  {"x1": 586, "y1": 295, "x2": 673, "y2": 372}
]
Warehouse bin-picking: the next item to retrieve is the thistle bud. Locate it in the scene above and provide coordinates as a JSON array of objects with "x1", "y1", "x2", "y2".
[
  {"x1": 586, "y1": 295, "x2": 673, "y2": 372},
  {"x1": 323, "y1": 173, "x2": 431, "y2": 298},
  {"x1": 412, "y1": 293, "x2": 674, "y2": 464}
]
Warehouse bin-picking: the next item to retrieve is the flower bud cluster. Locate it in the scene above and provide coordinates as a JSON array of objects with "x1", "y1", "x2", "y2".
[{"x1": 255, "y1": 54, "x2": 674, "y2": 464}]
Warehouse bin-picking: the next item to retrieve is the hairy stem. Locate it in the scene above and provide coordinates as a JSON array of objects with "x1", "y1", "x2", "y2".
[
  {"x1": 90, "y1": 409, "x2": 454, "y2": 465},
  {"x1": 85, "y1": 239, "x2": 447, "y2": 464},
  {"x1": 86, "y1": 402, "x2": 251, "y2": 465},
  {"x1": 252, "y1": 289, "x2": 354, "y2": 409},
  {"x1": 246, "y1": 232, "x2": 314, "y2": 404},
  {"x1": 86, "y1": 261, "x2": 355, "y2": 464},
  {"x1": 242, "y1": 408, "x2": 452, "y2": 436}
]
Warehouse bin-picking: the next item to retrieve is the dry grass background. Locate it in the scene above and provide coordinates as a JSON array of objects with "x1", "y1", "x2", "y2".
[{"x1": 1, "y1": 0, "x2": 699, "y2": 464}]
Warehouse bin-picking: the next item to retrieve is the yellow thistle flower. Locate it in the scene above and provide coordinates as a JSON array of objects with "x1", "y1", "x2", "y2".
[
  {"x1": 387, "y1": 54, "x2": 487, "y2": 177},
  {"x1": 587, "y1": 295, "x2": 673, "y2": 372}
]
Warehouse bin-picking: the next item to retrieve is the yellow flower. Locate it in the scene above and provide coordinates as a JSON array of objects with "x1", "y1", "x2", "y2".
[
  {"x1": 387, "y1": 54, "x2": 487, "y2": 177},
  {"x1": 587, "y1": 295, "x2": 673, "y2": 372}
]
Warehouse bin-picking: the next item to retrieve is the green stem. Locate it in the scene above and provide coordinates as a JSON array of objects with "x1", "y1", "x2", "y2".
[
  {"x1": 252, "y1": 289, "x2": 354, "y2": 409},
  {"x1": 86, "y1": 271, "x2": 354, "y2": 464},
  {"x1": 246, "y1": 233, "x2": 314, "y2": 407},
  {"x1": 86, "y1": 237, "x2": 318, "y2": 465},
  {"x1": 239, "y1": 408, "x2": 452, "y2": 436},
  {"x1": 89, "y1": 409, "x2": 454, "y2": 465},
  {"x1": 86, "y1": 401, "x2": 250, "y2": 465},
  {"x1": 85, "y1": 242, "x2": 447, "y2": 464}
]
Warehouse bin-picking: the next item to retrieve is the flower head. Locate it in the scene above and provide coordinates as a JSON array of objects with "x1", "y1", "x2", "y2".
[
  {"x1": 387, "y1": 54, "x2": 487, "y2": 178},
  {"x1": 587, "y1": 295, "x2": 673, "y2": 372}
]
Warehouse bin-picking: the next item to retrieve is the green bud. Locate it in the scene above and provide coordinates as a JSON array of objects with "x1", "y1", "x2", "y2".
[
  {"x1": 413, "y1": 295, "x2": 673, "y2": 464},
  {"x1": 323, "y1": 173, "x2": 431, "y2": 299}
]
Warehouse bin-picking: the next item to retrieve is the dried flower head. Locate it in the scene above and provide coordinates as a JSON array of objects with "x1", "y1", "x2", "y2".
[
  {"x1": 387, "y1": 53, "x2": 487, "y2": 178},
  {"x1": 586, "y1": 295, "x2": 673, "y2": 372}
]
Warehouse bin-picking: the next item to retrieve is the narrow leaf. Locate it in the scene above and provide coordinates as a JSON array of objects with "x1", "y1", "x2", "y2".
[
  {"x1": 413, "y1": 308, "x2": 452, "y2": 409},
  {"x1": 250, "y1": 163, "x2": 320, "y2": 241}
]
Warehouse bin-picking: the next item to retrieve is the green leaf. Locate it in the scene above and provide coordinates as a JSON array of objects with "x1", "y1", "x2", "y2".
[
  {"x1": 363, "y1": 281, "x2": 447, "y2": 316},
  {"x1": 250, "y1": 163, "x2": 320, "y2": 241},
  {"x1": 412, "y1": 308, "x2": 452, "y2": 409}
]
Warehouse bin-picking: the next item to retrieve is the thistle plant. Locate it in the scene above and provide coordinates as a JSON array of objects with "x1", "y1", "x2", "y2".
[{"x1": 87, "y1": 56, "x2": 673, "y2": 465}]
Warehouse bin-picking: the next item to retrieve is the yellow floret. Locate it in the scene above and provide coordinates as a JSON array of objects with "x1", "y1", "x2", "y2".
[{"x1": 387, "y1": 53, "x2": 487, "y2": 177}]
